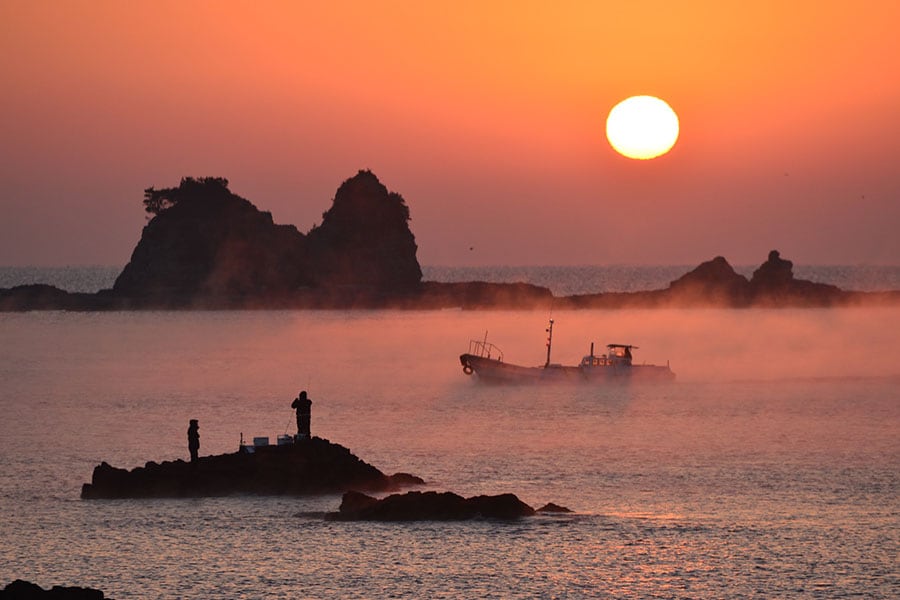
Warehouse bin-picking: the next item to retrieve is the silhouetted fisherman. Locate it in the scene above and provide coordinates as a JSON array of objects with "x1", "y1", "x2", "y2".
[
  {"x1": 291, "y1": 391, "x2": 312, "y2": 440},
  {"x1": 187, "y1": 419, "x2": 200, "y2": 463}
]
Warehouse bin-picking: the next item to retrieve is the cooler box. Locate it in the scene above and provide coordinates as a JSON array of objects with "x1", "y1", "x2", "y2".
[{"x1": 253, "y1": 436, "x2": 270, "y2": 447}]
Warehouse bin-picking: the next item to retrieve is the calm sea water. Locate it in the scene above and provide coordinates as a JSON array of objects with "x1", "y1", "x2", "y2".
[{"x1": 1, "y1": 271, "x2": 899, "y2": 598}]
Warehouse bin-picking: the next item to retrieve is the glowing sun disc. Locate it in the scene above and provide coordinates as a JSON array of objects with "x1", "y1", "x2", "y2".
[{"x1": 606, "y1": 95, "x2": 679, "y2": 160}]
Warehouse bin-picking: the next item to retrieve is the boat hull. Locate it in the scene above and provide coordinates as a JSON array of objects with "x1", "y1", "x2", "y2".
[{"x1": 459, "y1": 353, "x2": 675, "y2": 384}]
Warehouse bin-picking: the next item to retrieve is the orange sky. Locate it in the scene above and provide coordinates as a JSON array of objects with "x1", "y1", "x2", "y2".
[{"x1": 1, "y1": 1, "x2": 898, "y2": 266}]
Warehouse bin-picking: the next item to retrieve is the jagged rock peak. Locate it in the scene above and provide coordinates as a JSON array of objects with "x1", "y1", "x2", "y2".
[{"x1": 325, "y1": 169, "x2": 411, "y2": 227}]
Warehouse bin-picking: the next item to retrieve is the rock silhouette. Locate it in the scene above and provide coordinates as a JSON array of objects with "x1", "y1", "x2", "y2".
[
  {"x1": 111, "y1": 171, "x2": 422, "y2": 305},
  {"x1": 325, "y1": 490, "x2": 538, "y2": 521},
  {"x1": 114, "y1": 177, "x2": 311, "y2": 303},
  {"x1": 80, "y1": 437, "x2": 423, "y2": 499}
]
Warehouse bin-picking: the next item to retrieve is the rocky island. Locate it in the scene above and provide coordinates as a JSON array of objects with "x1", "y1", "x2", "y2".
[
  {"x1": 1, "y1": 171, "x2": 897, "y2": 310},
  {"x1": 325, "y1": 490, "x2": 572, "y2": 521},
  {"x1": 80, "y1": 436, "x2": 423, "y2": 499}
]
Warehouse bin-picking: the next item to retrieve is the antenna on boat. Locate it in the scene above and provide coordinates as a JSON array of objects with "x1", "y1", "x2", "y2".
[{"x1": 545, "y1": 318, "x2": 554, "y2": 367}]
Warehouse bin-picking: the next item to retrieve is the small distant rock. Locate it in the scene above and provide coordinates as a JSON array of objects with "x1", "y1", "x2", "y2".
[{"x1": 536, "y1": 502, "x2": 573, "y2": 513}]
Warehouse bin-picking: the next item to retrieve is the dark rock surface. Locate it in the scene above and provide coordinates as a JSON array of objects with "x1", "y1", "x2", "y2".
[
  {"x1": 325, "y1": 490, "x2": 538, "y2": 521},
  {"x1": 80, "y1": 437, "x2": 423, "y2": 499},
  {"x1": 0, "y1": 580, "x2": 104, "y2": 599}
]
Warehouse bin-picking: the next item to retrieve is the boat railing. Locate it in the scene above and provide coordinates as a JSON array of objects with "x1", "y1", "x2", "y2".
[{"x1": 468, "y1": 339, "x2": 504, "y2": 362}]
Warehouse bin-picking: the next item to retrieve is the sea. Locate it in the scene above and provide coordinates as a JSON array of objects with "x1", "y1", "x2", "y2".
[{"x1": 1, "y1": 266, "x2": 898, "y2": 599}]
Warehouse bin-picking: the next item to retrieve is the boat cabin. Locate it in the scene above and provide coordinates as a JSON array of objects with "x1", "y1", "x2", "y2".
[{"x1": 580, "y1": 343, "x2": 635, "y2": 367}]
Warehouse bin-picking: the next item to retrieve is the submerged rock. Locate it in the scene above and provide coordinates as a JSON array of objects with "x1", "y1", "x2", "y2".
[
  {"x1": 325, "y1": 490, "x2": 538, "y2": 521},
  {"x1": 536, "y1": 502, "x2": 573, "y2": 513},
  {"x1": 80, "y1": 437, "x2": 423, "y2": 499}
]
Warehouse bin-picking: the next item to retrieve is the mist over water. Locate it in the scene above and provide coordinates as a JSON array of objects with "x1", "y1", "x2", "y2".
[{"x1": 1, "y1": 308, "x2": 898, "y2": 598}]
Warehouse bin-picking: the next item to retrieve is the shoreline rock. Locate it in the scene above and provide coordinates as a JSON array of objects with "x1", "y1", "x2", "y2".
[{"x1": 80, "y1": 437, "x2": 423, "y2": 499}]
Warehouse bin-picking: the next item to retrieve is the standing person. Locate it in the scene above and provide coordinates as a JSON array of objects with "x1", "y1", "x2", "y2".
[
  {"x1": 187, "y1": 419, "x2": 200, "y2": 463},
  {"x1": 291, "y1": 391, "x2": 312, "y2": 440}
]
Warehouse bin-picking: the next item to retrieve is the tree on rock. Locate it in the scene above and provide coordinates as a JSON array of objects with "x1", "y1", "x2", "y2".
[{"x1": 143, "y1": 177, "x2": 230, "y2": 215}]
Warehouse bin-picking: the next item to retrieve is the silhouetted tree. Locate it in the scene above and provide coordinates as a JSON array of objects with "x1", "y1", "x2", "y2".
[{"x1": 143, "y1": 177, "x2": 230, "y2": 215}]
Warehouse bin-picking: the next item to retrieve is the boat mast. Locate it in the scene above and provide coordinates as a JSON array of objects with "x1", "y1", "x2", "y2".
[{"x1": 545, "y1": 318, "x2": 554, "y2": 367}]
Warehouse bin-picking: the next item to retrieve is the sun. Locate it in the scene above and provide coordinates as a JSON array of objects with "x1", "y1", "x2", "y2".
[{"x1": 606, "y1": 95, "x2": 679, "y2": 160}]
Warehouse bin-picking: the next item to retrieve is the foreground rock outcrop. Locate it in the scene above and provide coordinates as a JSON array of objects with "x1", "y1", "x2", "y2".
[
  {"x1": 325, "y1": 490, "x2": 541, "y2": 521},
  {"x1": 80, "y1": 437, "x2": 423, "y2": 499},
  {"x1": 0, "y1": 580, "x2": 105, "y2": 599}
]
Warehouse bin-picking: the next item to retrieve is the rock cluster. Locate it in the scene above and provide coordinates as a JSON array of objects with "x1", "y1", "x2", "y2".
[{"x1": 80, "y1": 437, "x2": 423, "y2": 499}]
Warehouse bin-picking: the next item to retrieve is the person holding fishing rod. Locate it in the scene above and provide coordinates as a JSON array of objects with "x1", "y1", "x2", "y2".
[{"x1": 291, "y1": 391, "x2": 312, "y2": 440}]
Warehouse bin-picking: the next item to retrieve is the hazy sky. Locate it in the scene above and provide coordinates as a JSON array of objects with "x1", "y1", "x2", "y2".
[{"x1": 2, "y1": 1, "x2": 898, "y2": 267}]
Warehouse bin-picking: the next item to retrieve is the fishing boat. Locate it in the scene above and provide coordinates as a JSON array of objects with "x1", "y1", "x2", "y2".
[{"x1": 459, "y1": 319, "x2": 675, "y2": 383}]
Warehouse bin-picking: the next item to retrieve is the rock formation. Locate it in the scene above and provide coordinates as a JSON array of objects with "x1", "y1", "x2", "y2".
[
  {"x1": 325, "y1": 490, "x2": 538, "y2": 521},
  {"x1": 111, "y1": 171, "x2": 422, "y2": 306},
  {"x1": 80, "y1": 437, "x2": 423, "y2": 499},
  {"x1": 113, "y1": 177, "x2": 311, "y2": 303}
]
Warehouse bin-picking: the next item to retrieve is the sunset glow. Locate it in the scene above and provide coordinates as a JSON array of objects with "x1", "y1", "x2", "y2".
[{"x1": 1, "y1": 2, "x2": 899, "y2": 265}]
